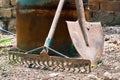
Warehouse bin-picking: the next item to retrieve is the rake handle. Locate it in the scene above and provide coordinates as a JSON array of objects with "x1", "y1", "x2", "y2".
[
  {"x1": 44, "y1": 0, "x2": 65, "y2": 47},
  {"x1": 75, "y1": 0, "x2": 89, "y2": 46}
]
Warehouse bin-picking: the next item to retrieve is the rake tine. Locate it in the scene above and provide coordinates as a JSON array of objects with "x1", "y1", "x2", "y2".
[
  {"x1": 19, "y1": 56, "x2": 24, "y2": 64},
  {"x1": 50, "y1": 62, "x2": 57, "y2": 71},
  {"x1": 86, "y1": 63, "x2": 91, "y2": 73},
  {"x1": 37, "y1": 60, "x2": 43, "y2": 68},
  {"x1": 29, "y1": 59, "x2": 34, "y2": 65},
  {"x1": 35, "y1": 60, "x2": 39, "y2": 66},
  {"x1": 78, "y1": 67, "x2": 81, "y2": 73},
  {"x1": 24, "y1": 58, "x2": 30, "y2": 65},
  {"x1": 64, "y1": 63, "x2": 69, "y2": 71},
  {"x1": 9, "y1": 54, "x2": 12, "y2": 61},
  {"x1": 62, "y1": 62, "x2": 67, "y2": 71},
  {"x1": 47, "y1": 60, "x2": 52, "y2": 67},
  {"x1": 46, "y1": 60, "x2": 51, "y2": 67},
  {"x1": 88, "y1": 63, "x2": 91, "y2": 72},
  {"x1": 83, "y1": 63, "x2": 87, "y2": 73},
  {"x1": 30, "y1": 58, "x2": 38, "y2": 67},
  {"x1": 60, "y1": 62, "x2": 65, "y2": 72},
  {"x1": 20, "y1": 57, "x2": 26, "y2": 65},
  {"x1": 78, "y1": 63, "x2": 83, "y2": 73},
  {"x1": 44, "y1": 61, "x2": 49, "y2": 67},
  {"x1": 56, "y1": 58, "x2": 64, "y2": 71},
  {"x1": 66, "y1": 61, "x2": 71, "y2": 71},
  {"x1": 50, "y1": 63, "x2": 57, "y2": 71},
  {"x1": 54, "y1": 66, "x2": 59, "y2": 72},
  {"x1": 74, "y1": 61, "x2": 78, "y2": 73},
  {"x1": 34, "y1": 60, "x2": 40, "y2": 67},
  {"x1": 84, "y1": 61, "x2": 91, "y2": 73},
  {"x1": 69, "y1": 62, "x2": 75, "y2": 73},
  {"x1": 11, "y1": 54, "x2": 15, "y2": 61},
  {"x1": 15, "y1": 54, "x2": 20, "y2": 63},
  {"x1": 38, "y1": 57, "x2": 47, "y2": 67},
  {"x1": 15, "y1": 55, "x2": 20, "y2": 63},
  {"x1": 51, "y1": 60, "x2": 59, "y2": 71},
  {"x1": 68, "y1": 59, "x2": 72, "y2": 71},
  {"x1": 82, "y1": 62, "x2": 87, "y2": 73},
  {"x1": 76, "y1": 63, "x2": 82, "y2": 73},
  {"x1": 40, "y1": 60, "x2": 45, "y2": 67},
  {"x1": 12, "y1": 54, "x2": 17, "y2": 62},
  {"x1": 41, "y1": 59, "x2": 46, "y2": 67},
  {"x1": 67, "y1": 63, "x2": 71, "y2": 72},
  {"x1": 75, "y1": 60, "x2": 81, "y2": 73},
  {"x1": 32, "y1": 56, "x2": 40, "y2": 67},
  {"x1": 32, "y1": 56, "x2": 41, "y2": 67},
  {"x1": 45, "y1": 58, "x2": 51, "y2": 67},
  {"x1": 58, "y1": 60, "x2": 64, "y2": 71}
]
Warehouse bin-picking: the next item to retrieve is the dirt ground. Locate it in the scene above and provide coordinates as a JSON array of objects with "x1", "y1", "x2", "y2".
[{"x1": 0, "y1": 26, "x2": 120, "y2": 80}]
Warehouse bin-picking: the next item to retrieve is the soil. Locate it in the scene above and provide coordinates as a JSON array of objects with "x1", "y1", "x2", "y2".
[{"x1": 0, "y1": 26, "x2": 120, "y2": 80}]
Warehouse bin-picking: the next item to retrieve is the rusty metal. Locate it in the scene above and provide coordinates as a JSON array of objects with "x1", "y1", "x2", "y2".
[
  {"x1": 9, "y1": 51, "x2": 91, "y2": 73},
  {"x1": 16, "y1": 0, "x2": 76, "y2": 51}
]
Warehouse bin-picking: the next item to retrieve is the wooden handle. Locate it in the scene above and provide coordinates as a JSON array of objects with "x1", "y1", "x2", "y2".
[
  {"x1": 44, "y1": 0, "x2": 65, "y2": 47},
  {"x1": 75, "y1": 0, "x2": 89, "y2": 46},
  {"x1": 75, "y1": 0, "x2": 86, "y2": 23}
]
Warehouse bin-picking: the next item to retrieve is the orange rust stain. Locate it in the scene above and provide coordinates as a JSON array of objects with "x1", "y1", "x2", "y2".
[
  {"x1": 16, "y1": 9, "x2": 77, "y2": 53},
  {"x1": 16, "y1": 3, "x2": 89, "y2": 54}
]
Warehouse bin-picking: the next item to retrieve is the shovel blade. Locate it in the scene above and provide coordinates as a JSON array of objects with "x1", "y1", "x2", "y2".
[{"x1": 66, "y1": 20, "x2": 104, "y2": 64}]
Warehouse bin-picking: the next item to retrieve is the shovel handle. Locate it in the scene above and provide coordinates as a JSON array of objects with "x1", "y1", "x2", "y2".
[
  {"x1": 75, "y1": 0, "x2": 86, "y2": 22},
  {"x1": 44, "y1": 0, "x2": 65, "y2": 47},
  {"x1": 75, "y1": 0, "x2": 89, "y2": 46}
]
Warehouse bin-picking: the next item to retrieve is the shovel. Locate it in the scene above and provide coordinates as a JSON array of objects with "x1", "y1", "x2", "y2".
[{"x1": 66, "y1": 0, "x2": 104, "y2": 64}]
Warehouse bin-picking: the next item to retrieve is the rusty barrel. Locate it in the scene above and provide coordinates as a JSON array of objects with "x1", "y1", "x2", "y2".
[{"x1": 16, "y1": 0, "x2": 88, "y2": 55}]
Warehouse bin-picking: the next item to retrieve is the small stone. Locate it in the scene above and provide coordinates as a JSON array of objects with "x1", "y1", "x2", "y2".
[
  {"x1": 115, "y1": 66, "x2": 120, "y2": 70},
  {"x1": 105, "y1": 37, "x2": 110, "y2": 41},
  {"x1": 81, "y1": 68, "x2": 86, "y2": 73},
  {"x1": 1, "y1": 73, "x2": 8, "y2": 77},
  {"x1": 112, "y1": 73, "x2": 120, "y2": 80},
  {"x1": 88, "y1": 74, "x2": 98, "y2": 80},
  {"x1": 104, "y1": 72, "x2": 112, "y2": 80},
  {"x1": 112, "y1": 40, "x2": 118, "y2": 44}
]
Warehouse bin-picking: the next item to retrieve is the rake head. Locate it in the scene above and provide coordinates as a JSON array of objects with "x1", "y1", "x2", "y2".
[{"x1": 9, "y1": 50, "x2": 91, "y2": 73}]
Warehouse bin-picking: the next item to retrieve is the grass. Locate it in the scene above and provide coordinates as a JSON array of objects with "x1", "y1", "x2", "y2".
[{"x1": 0, "y1": 38, "x2": 12, "y2": 44}]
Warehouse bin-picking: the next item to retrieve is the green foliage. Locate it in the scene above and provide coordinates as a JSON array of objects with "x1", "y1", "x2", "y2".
[{"x1": 0, "y1": 38, "x2": 12, "y2": 44}]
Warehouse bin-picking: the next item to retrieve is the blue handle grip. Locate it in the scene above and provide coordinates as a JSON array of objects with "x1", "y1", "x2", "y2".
[{"x1": 44, "y1": 38, "x2": 52, "y2": 47}]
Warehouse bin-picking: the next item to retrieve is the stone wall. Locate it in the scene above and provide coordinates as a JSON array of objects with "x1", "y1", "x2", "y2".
[
  {"x1": 0, "y1": 0, "x2": 16, "y2": 32},
  {"x1": 89, "y1": 0, "x2": 120, "y2": 25}
]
